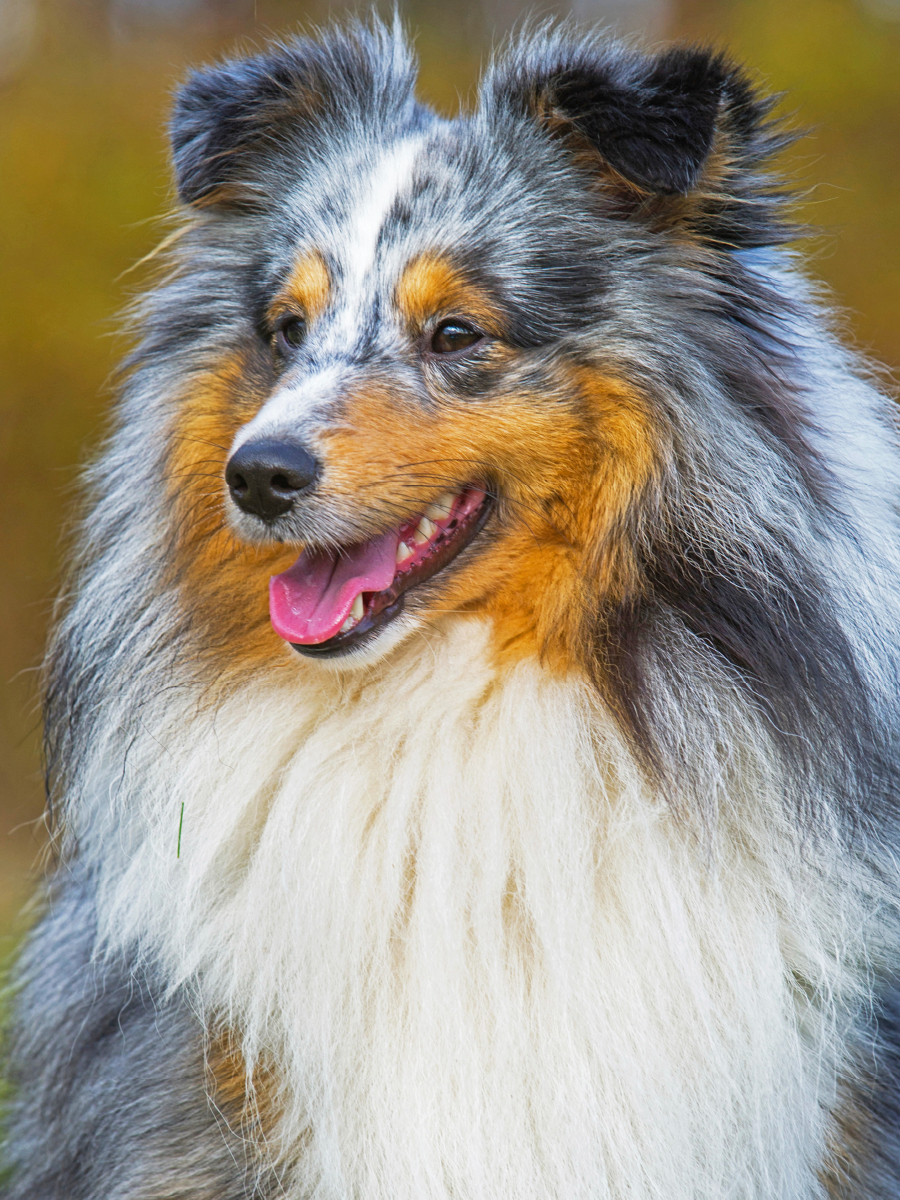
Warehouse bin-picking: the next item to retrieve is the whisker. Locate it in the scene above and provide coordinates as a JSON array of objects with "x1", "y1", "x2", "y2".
[{"x1": 170, "y1": 434, "x2": 231, "y2": 453}]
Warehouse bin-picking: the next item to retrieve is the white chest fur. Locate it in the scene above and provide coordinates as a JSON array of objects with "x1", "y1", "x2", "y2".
[{"x1": 91, "y1": 618, "x2": 867, "y2": 1200}]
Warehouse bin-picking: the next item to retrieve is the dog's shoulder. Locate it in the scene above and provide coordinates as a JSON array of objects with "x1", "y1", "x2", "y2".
[{"x1": 2, "y1": 875, "x2": 270, "y2": 1200}]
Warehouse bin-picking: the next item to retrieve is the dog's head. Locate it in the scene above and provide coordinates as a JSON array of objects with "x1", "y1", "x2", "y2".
[{"x1": 160, "y1": 22, "x2": 797, "y2": 684}]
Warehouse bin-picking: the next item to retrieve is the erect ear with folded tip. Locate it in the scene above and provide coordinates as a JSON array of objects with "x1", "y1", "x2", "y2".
[
  {"x1": 169, "y1": 49, "x2": 323, "y2": 209},
  {"x1": 491, "y1": 45, "x2": 731, "y2": 197},
  {"x1": 170, "y1": 27, "x2": 419, "y2": 210}
]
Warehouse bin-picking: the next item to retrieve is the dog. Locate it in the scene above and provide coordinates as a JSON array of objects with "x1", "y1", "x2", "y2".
[{"x1": 4, "y1": 18, "x2": 900, "y2": 1199}]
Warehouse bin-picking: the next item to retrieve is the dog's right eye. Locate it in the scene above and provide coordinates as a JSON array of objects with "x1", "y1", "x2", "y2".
[{"x1": 275, "y1": 317, "x2": 307, "y2": 352}]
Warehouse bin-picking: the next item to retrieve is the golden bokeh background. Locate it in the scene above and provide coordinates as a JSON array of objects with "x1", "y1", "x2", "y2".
[{"x1": 1, "y1": 0, "x2": 899, "y2": 948}]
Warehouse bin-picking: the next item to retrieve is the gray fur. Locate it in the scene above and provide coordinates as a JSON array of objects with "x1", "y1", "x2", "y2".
[{"x1": 2, "y1": 875, "x2": 274, "y2": 1199}]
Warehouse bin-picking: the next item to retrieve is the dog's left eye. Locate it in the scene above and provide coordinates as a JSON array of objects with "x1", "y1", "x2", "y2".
[
  {"x1": 430, "y1": 321, "x2": 482, "y2": 355},
  {"x1": 275, "y1": 317, "x2": 307, "y2": 352}
]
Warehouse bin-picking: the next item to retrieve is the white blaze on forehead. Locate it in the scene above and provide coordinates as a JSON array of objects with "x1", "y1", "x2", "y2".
[
  {"x1": 330, "y1": 135, "x2": 424, "y2": 344},
  {"x1": 232, "y1": 138, "x2": 425, "y2": 448},
  {"x1": 343, "y1": 136, "x2": 424, "y2": 289}
]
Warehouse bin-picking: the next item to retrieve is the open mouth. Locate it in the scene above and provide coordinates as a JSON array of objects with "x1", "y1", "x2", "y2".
[{"x1": 269, "y1": 486, "x2": 493, "y2": 657}]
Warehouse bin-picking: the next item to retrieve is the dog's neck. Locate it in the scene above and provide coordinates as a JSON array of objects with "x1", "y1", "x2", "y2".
[{"x1": 91, "y1": 615, "x2": 866, "y2": 1200}]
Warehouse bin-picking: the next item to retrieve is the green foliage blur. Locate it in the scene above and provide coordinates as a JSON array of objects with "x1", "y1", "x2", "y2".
[{"x1": 1, "y1": 0, "x2": 899, "y2": 946}]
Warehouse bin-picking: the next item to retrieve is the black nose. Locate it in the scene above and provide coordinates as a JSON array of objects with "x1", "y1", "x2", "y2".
[{"x1": 225, "y1": 438, "x2": 319, "y2": 521}]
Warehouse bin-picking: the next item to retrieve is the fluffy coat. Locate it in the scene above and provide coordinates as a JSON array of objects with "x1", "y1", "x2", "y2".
[{"x1": 4, "y1": 20, "x2": 900, "y2": 1200}]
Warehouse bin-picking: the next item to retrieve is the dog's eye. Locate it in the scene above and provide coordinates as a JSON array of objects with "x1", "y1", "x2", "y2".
[
  {"x1": 430, "y1": 321, "x2": 482, "y2": 355},
  {"x1": 276, "y1": 317, "x2": 307, "y2": 351}
]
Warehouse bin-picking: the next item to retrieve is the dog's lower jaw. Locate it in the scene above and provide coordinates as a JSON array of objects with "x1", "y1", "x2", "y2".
[{"x1": 285, "y1": 605, "x2": 426, "y2": 670}]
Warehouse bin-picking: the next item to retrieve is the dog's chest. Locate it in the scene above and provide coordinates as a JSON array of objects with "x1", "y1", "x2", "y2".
[{"x1": 96, "y1": 618, "x2": 855, "y2": 1200}]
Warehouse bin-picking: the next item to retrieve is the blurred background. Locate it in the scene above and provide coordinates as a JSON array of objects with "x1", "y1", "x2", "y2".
[{"x1": 1, "y1": 0, "x2": 899, "y2": 951}]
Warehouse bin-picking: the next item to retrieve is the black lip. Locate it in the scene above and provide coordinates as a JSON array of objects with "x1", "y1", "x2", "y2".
[{"x1": 290, "y1": 492, "x2": 495, "y2": 659}]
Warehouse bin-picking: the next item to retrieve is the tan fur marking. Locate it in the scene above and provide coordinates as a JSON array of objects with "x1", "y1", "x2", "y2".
[
  {"x1": 206, "y1": 1026, "x2": 282, "y2": 1162},
  {"x1": 270, "y1": 250, "x2": 331, "y2": 323},
  {"x1": 474, "y1": 368, "x2": 658, "y2": 668},
  {"x1": 318, "y1": 365, "x2": 659, "y2": 673},
  {"x1": 165, "y1": 351, "x2": 298, "y2": 677},
  {"x1": 395, "y1": 252, "x2": 504, "y2": 333}
]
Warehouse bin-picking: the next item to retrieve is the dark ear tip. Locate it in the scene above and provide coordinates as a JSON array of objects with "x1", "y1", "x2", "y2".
[
  {"x1": 168, "y1": 50, "x2": 306, "y2": 208},
  {"x1": 168, "y1": 63, "x2": 241, "y2": 205},
  {"x1": 650, "y1": 45, "x2": 728, "y2": 82},
  {"x1": 485, "y1": 36, "x2": 754, "y2": 198},
  {"x1": 652, "y1": 44, "x2": 766, "y2": 113},
  {"x1": 613, "y1": 45, "x2": 738, "y2": 194},
  {"x1": 167, "y1": 24, "x2": 419, "y2": 210}
]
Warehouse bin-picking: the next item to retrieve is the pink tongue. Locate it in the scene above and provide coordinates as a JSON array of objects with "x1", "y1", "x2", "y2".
[{"x1": 269, "y1": 529, "x2": 400, "y2": 645}]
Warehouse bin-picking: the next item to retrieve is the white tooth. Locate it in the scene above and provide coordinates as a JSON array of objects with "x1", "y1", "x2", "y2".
[
  {"x1": 340, "y1": 594, "x2": 365, "y2": 633},
  {"x1": 413, "y1": 516, "x2": 437, "y2": 546},
  {"x1": 423, "y1": 491, "x2": 458, "y2": 522},
  {"x1": 396, "y1": 540, "x2": 412, "y2": 564}
]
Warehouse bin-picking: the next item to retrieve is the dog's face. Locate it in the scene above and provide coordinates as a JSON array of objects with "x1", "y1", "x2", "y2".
[
  {"x1": 162, "y1": 27, "x2": 775, "y2": 674},
  {"x1": 213, "y1": 129, "x2": 658, "y2": 670}
]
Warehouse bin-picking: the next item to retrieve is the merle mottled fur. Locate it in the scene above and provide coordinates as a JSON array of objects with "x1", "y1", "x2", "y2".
[
  {"x1": 3, "y1": 876, "x2": 274, "y2": 1199},
  {"x1": 4, "y1": 19, "x2": 900, "y2": 1199}
]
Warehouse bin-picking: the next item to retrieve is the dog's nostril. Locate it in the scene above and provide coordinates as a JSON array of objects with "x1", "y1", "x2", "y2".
[{"x1": 225, "y1": 439, "x2": 319, "y2": 522}]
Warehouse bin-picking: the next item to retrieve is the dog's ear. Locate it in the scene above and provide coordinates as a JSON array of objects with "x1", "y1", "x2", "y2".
[
  {"x1": 487, "y1": 39, "x2": 792, "y2": 246},
  {"x1": 169, "y1": 49, "x2": 322, "y2": 208},
  {"x1": 489, "y1": 43, "x2": 730, "y2": 196},
  {"x1": 170, "y1": 27, "x2": 417, "y2": 209}
]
